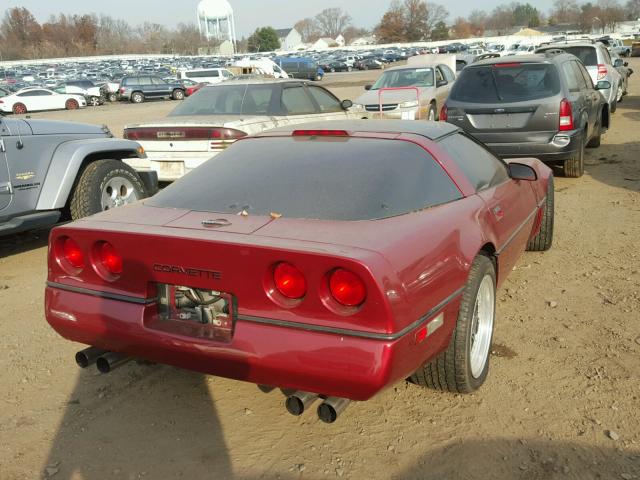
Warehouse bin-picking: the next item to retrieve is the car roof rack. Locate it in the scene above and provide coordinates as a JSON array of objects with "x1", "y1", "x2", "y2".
[{"x1": 542, "y1": 48, "x2": 569, "y2": 56}]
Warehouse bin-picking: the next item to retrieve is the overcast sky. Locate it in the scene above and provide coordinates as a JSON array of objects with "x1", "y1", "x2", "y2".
[{"x1": 6, "y1": 0, "x2": 556, "y2": 37}]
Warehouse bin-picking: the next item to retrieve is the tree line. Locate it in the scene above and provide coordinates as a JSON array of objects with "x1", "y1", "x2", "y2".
[{"x1": 2, "y1": 0, "x2": 640, "y2": 61}]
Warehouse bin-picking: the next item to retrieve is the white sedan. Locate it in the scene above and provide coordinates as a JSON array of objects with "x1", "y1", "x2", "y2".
[{"x1": 0, "y1": 88, "x2": 87, "y2": 114}]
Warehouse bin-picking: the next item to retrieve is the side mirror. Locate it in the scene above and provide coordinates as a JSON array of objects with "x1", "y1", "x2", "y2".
[
  {"x1": 508, "y1": 163, "x2": 537, "y2": 181},
  {"x1": 614, "y1": 59, "x2": 624, "y2": 68},
  {"x1": 436, "y1": 80, "x2": 448, "y2": 87},
  {"x1": 595, "y1": 80, "x2": 611, "y2": 90},
  {"x1": 341, "y1": 99, "x2": 353, "y2": 110},
  {"x1": 364, "y1": 84, "x2": 372, "y2": 90},
  {"x1": 624, "y1": 62, "x2": 629, "y2": 67}
]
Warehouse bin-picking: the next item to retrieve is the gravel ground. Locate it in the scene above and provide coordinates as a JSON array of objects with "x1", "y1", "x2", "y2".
[{"x1": 1, "y1": 62, "x2": 639, "y2": 480}]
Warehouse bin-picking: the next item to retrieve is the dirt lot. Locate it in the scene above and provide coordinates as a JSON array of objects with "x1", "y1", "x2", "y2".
[{"x1": 1, "y1": 64, "x2": 639, "y2": 480}]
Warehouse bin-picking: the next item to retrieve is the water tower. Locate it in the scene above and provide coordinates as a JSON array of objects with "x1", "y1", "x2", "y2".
[{"x1": 197, "y1": 0, "x2": 237, "y2": 50}]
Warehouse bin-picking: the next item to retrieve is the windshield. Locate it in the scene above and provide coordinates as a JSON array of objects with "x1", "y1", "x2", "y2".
[
  {"x1": 169, "y1": 84, "x2": 276, "y2": 116},
  {"x1": 449, "y1": 63, "x2": 560, "y2": 103},
  {"x1": 147, "y1": 137, "x2": 461, "y2": 221},
  {"x1": 370, "y1": 68, "x2": 434, "y2": 90}
]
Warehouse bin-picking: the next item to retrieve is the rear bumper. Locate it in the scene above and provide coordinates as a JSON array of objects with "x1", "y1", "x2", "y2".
[
  {"x1": 124, "y1": 152, "x2": 217, "y2": 182},
  {"x1": 482, "y1": 130, "x2": 582, "y2": 163},
  {"x1": 45, "y1": 286, "x2": 457, "y2": 401}
]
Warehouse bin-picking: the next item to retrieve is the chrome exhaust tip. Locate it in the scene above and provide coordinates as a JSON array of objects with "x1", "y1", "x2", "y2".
[
  {"x1": 317, "y1": 397, "x2": 350, "y2": 423},
  {"x1": 96, "y1": 352, "x2": 131, "y2": 374},
  {"x1": 285, "y1": 391, "x2": 319, "y2": 416}
]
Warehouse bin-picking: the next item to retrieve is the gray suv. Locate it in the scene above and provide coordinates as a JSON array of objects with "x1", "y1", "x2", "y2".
[
  {"x1": 536, "y1": 40, "x2": 622, "y2": 113},
  {"x1": 119, "y1": 76, "x2": 185, "y2": 103},
  {"x1": 442, "y1": 52, "x2": 610, "y2": 177}
]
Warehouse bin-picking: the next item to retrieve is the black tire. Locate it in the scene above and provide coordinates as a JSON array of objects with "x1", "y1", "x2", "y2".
[
  {"x1": 610, "y1": 98, "x2": 617, "y2": 113},
  {"x1": 563, "y1": 131, "x2": 585, "y2": 178},
  {"x1": 527, "y1": 176, "x2": 554, "y2": 251},
  {"x1": 108, "y1": 92, "x2": 118, "y2": 102},
  {"x1": 410, "y1": 255, "x2": 496, "y2": 393},
  {"x1": 69, "y1": 160, "x2": 147, "y2": 220},
  {"x1": 131, "y1": 91, "x2": 144, "y2": 104},
  {"x1": 427, "y1": 103, "x2": 437, "y2": 121},
  {"x1": 89, "y1": 96, "x2": 101, "y2": 106},
  {"x1": 586, "y1": 124, "x2": 601, "y2": 148},
  {"x1": 172, "y1": 89, "x2": 185, "y2": 100}
]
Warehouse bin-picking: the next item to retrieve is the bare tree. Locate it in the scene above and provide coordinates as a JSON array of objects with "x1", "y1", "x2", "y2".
[
  {"x1": 404, "y1": 0, "x2": 429, "y2": 41},
  {"x1": 374, "y1": 0, "x2": 407, "y2": 43},
  {"x1": 424, "y1": 3, "x2": 449, "y2": 36},
  {"x1": 314, "y1": 7, "x2": 352, "y2": 38},
  {"x1": 626, "y1": 0, "x2": 640, "y2": 19},
  {"x1": 549, "y1": 0, "x2": 581, "y2": 23},
  {"x1": 598, "y1": 0, "x2": 625, "y2": 30},
  {"x1": 294, "y1": 18, "x2": 320, "y2": 42}
]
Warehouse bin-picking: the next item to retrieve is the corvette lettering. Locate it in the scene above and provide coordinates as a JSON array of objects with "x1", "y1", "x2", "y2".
[{"x1": 153, "y1": 264, "x2": 222, "y2": 280}]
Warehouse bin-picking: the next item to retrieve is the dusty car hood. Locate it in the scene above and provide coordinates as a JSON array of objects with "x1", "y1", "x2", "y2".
[
  {"x1": 355, "y1": 88, "x2": 435, "y2": 105},
  {"x1": 22, "y1": 119, "x2": 107, "y2": 136},
  {"x1": 125, "y1": 115, "x2": 276, "y2": 129}
]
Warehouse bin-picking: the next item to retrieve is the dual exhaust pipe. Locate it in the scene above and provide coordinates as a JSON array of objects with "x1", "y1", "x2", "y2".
[
  {"x1": 75, "y1": 346, "x2": 131, "y2": 373},
  {"x1": 75, "y1": 350, "x2": 349, "y2": 422},
  {"x1": 281, "y1": 389, "x2": 350, "y2": 423}
]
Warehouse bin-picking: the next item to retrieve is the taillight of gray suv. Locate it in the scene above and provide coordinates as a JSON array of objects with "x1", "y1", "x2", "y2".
[{"x1": 441, "y1": 53, "x2": 610, "y2": 178}]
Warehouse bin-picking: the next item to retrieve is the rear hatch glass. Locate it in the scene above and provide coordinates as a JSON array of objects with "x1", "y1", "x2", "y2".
[
  {"x1": 147, "y1": 137, "x2": 461, "y2": 221},
  {"x1": 449, "y1": 63, "x2": 561, "y2": 103},
  {"x1": 541, "y1": 46, "x2": 597, "y2": 66}
]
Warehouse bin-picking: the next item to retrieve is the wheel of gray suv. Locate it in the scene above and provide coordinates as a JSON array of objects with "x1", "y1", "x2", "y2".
[
  {"x1": 527, "y1": 175, "x2": 554, "y2": 252},
  {"x1": 69, "y1": 160, "x2": 147, "y2": 219},
  {"x1": 563, "y1": 131, "x2": 585, "y2": 177},
  {"x1": 410, "y1": 254, "x2": 496, "y2": 393},
  {"x1": 172, "y1": 89, "x2": 185, "y2": 100},
  {"x1": 108, "y1": 92, "x2": 118, "y2": 102},
  {"x1": 610, "y1": 98, "x2": 617, "y2": 113},
  {"x1": 131, "y1": 92, "x2": 144, "y2": 104},
  {"x1": 587, "y1": 123, "x2": 602, "y2": 148},
  {"x1": 89, "y1": 96, "x2": 101, "y2": 106}
]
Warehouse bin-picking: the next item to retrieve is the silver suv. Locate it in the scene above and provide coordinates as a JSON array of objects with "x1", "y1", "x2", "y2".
[{"x1": 536, "y1": 40, "x2": 622, "y2": 113}]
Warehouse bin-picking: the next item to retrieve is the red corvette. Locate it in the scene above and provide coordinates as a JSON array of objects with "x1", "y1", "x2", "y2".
[{"x1": 45, "y1": 120, "x2": 554, "y2": 423}]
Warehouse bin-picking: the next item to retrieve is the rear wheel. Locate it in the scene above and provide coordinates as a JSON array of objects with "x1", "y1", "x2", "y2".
[
  {"x1": 587, "y1": 123, "x2": 601, "y2": 148},
  {"x1": 563, "y1": 131, "x2": 585, "y2": 178},
  {"x1": 410, "y1": 255, "x2": 496, "y2": 393},
  {"x1": 616, "y1": 82, "x2": 624, "y2": 103},
  {"x1": 131, "y1": 92, "x2": 144, "y2": 104},
  {"x1": 12, "y1": 103, "x2": 27, "y2": 114},
  {"x1": 427, "y1": 103, "x2": 437, "y2": 121},
  {"x1": 610, "y1": 98, "x2": 617, "y2": 113},
  {"x1": 527, "y1": 176, "x2": 554, "y2": 251},
  {"x1": 108, "y1": 92, "x2": 118, "y2": 102},
  {"x1": 69, "y1": 160, "x2": 147, "y2": 219},
  {"x1": 65, "y1": 99, "x2": 79, "y2": 110},
  {"x1": 89, "y1": 96, "x2": 101, "y2": 106},
  {"x1": 172, "y1": 89, "x2": 185, "y2": 100}
]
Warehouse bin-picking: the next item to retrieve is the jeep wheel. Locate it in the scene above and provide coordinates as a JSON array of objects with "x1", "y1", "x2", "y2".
[
  {"x1": 108, "y1": 92, "x2": 118, "y2": 102},
  {"x1": 410, "y1": 254, "x2": 496, "y2": 393},
  {"x1": 65, "y1": 99, "x2": 79, "y2": 110},
  {"x1": 172, "y1": 89, "x2": 185, "y2": 100},
  {"x1": 12, "y1": 103, "x2": 27, "y2": 114},
  {"x1": 563, "y1": 131, "x2": 585, "y2": 178},
  {"x1": 69, "y1": 160, "x2": 147, "y2": 219},
  {"x1": 428, "y1": 103, "x2": 437, "y2": 121},
  {"x1": 89, "y1": 96, "x2": 101, "y2": 106},
  {"x1": 527, "y1": 176, "x2": 554, "y2": 251},
  {"x1": 131, "y1": 92, "x2": 144, "y2": 104}
]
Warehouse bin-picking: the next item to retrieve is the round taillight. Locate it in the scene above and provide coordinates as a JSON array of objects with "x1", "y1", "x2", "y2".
[
  {"x1": 95, "y1": 242, "x2": 123, "y2": 275},
  {"x1": 329, "y1": 269, "x2": 366, "y2": 307},
  {"x1": 62, "y1": 237, "x2": 84, "y2": 269},
  {"x1": 274, "y1": 262, "x2": 306, "y2": 299}
]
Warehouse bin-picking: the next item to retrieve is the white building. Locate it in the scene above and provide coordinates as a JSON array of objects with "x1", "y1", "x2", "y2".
[
  {"x1": 312, "y1": 37, "x2": 338, "y2": 49},
  {"x1": 275, "y1": 28, "x2": 302, "y2": 51},
  {"x1": 197, "y1": 0, "x2": 237, "y2": 52}
]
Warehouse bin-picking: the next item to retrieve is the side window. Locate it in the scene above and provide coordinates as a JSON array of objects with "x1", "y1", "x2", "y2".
[
  {"x1": 211, "y1": 70, "x2": 220, "y2": 77},
  {"x1": 151, "y1": 77, "x2": 166, "y2": 85},
  {"x1": 440, "y1": 134, "x2": 510, "y2": 191},
  {"x1": 563, "y1": 62, "x2": 580, "y2": 92},
  {"x1": 222, "y1": 70, "x2": 233, "y2": 78},
  {"x1": 281, "y1": 86, "x2": 316, "y2": 115},
  {"x1": 307, "y1": 86, "x2": 342, "y2": 113},
  {"x1": 569, "y1": 62, "x2": 588, "y2": 90},
  {"x1": 576, "y1": 62, "x2": 594, "y2": 89},
  {"x1": 139, "y1": 77, "x2": 152, "y2": 86},
  {"x1": 435, "y1": 68, "x2": 445, "y2": 84},
  {"x1": 441, "y1": 64, "x2": 456, "y2": 82},
  {"x1": 601, "y1": 47, "x2": 612, "y2": 65}
]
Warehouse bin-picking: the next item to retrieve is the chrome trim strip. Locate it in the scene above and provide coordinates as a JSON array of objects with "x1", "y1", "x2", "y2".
[
  {"x1": 238, "y1": 287, "x2": 465, "y2": 341},
  {"x1": 46, "y1": 281, "x2": 156, "y2": 305},
  {"x1": 495, "y1": 197, "x2": 546, "y2": 256}
]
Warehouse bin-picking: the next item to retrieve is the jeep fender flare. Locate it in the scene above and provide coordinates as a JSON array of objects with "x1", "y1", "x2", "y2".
[{"x1": 36, "y1": 138, "x2": 144, "y2": 210}]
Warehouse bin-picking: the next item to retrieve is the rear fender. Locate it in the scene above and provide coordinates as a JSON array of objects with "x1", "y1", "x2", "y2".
[{"x1": 36, "y1": 138, "x2": 145, "y2": 210}]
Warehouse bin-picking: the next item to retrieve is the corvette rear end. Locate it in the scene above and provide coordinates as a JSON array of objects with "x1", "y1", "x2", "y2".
[{"x1": 46, "y1": 121, "x2": 553, "y2": 422}]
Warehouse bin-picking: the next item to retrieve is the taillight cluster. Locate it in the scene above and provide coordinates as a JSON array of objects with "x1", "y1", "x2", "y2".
[
  {"x1": 439, "y1": 104, "x2": 448, "y2": 122},
  {"x1": 271, "y1": 262, "x2": 367, "y2": 309},
  {"x1": 559, "y1": 98, "x2": 574, "y2": 131},
  {"x1": 123, "y1": 127, "x2": 247, "y2": 141},
  {"x1": 597, "y1": 64, "x2": 608, "y2": 80},
  {"x1": 54, "y1": 236, "x2": 123, "y2": 280}
]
